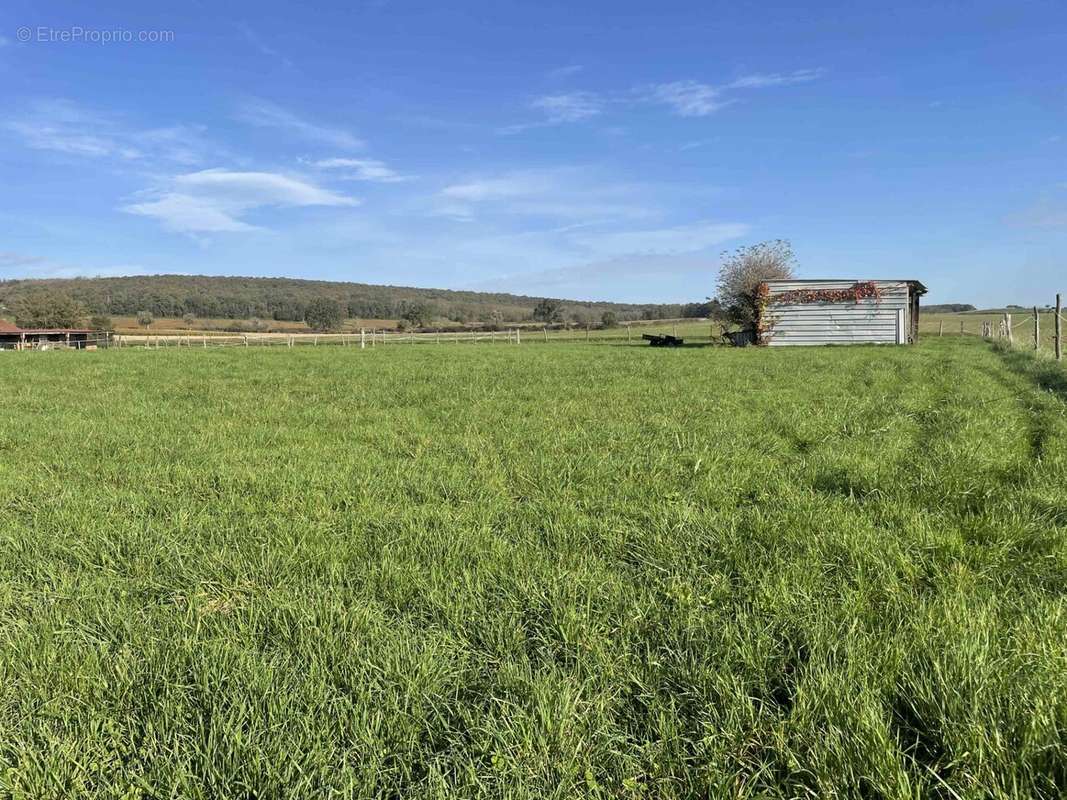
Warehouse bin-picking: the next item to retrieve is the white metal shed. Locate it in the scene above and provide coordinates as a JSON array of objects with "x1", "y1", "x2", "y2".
[{"x1": 757, "y1": 279, "x2": 927, "y2": 346}]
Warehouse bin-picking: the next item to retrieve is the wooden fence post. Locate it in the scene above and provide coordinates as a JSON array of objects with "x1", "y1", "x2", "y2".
[
  {"x1": 361, "y1": 328, "x2": 366, "y2": 349},
  {"x1": 1056, "y1": 293, "x2": 1063, "y2": 362},
  {"x1": 1034, "y1": 306, "x2": 1040, "y2": 350},
  {"x1": 627, "y1": 325, "x2": 632, "y2": 344},
  {"x1": 1005, "y1": 313, "x2": 1013, "y2": 345},
  {"x1": 938, "y1": 320, "x2": 943, "y2": 337},
  {"x1": 543, "y1": 327, "x2": 548, "y2": 342},
  {"x1": 202, "y1": 335, "x2": 207, "y2": 349},
  {"x1": 516, "y1": 328, "x2": 521, "y2": 345},
  {"x1": 244, "y1": 335, "x2": 248, "y2": 347}
]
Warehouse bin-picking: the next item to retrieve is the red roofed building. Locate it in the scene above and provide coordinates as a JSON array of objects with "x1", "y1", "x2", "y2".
[{"x1": 0, "y1": 319, "x2": 96, "y2": 350}]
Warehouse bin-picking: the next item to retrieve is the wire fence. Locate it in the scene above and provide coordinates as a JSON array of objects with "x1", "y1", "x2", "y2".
[
  {"x1": 5, "y1": 302, "x2": 1064, "y2": 361},
  {"x1": 976, "y1": 300, "x2": 1064, "y2": 361},
  {"x1": 111, "y1": 321, "x2": 720, "y2": 350}
]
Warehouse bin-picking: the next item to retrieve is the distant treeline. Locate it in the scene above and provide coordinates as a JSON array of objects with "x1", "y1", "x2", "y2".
[
  {"x1": 0, "y1": 275, "x2": 719, "y2": 325},
  {"x1": 924, "y1": 303, "x2": 977, "y2": 313}
]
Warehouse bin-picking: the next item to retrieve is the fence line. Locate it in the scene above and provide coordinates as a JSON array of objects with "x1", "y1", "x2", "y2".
[
  {"x1": 9, "y1": 307, "x2": 1065, "y2": 360},
  {"x1": 112, "y1": 328, "x2": 537, "y2": 349},
  {"x1": 980, "y1": 302, "x2": 1065, "y2": 361}
]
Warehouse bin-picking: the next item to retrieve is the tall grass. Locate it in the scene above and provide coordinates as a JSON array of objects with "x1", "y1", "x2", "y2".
[{"x1": 0, "y1": 338, "x2": 1064, "y2": 798}]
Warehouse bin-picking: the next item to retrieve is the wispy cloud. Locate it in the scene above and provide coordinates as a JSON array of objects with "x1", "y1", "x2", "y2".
[
  {"x1": 435, "y1": 168, "x2": 661, "y2": 223},
  {"x1": 0, "y1": 252, "x2": 48, "y2": 269},
  {"x1": 309, "y1": 157, "x2": 412, "y2": 183},
  {"x1": 468, "y1": 225, "x2": 748, "y2": 299},
  {"x1": 643, "y1": 81, "x2": 730, "y2": 117},
  {"x1": 237, "y1": 22, "x2": 293, "y2": 68},
  {"x1": 724, "y1": 68, "x2": 825, "y2": 89},
  {"x1": 500, "y1": 91, "x2": 603, "y2": 134},
  {"x1": 569, "y1": 220, "x2": 749, "y2": 256},
  {"x1": 2, "y1": 99, "x2": 220, "y2": 164},
  {"x1": 547, "y1": 64, "x2": 584, "y2": 80},
  {"x1": 123, "y1": 168, "x2": 359, "y2": 233},
  {"x1": 503, "y1": 67, "x2": 823, "y2": 131},
  {"x1": 235, "y1": 98, "x2": 364, "y2": 149},
  {"x1": 532, "y1": 92, "x2": 602, "y2": 122},
  {"x1": 0, "y1": 252, "x2": 146, "y2": 279},
  {"x1": 646, "y1": 69, "x2": 824, "y2": 116}
]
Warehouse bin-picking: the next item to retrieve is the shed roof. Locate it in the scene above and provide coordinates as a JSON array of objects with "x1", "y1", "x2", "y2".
[
  {"x1": 0, "y1": 324, "x2": 94, "y2": 335},
  {"x1": 15, "y1": 329, "x2": 94, "y2": 334},
  {"x1": 763, "y1": 278, "x2": 928, "y2": 295}
]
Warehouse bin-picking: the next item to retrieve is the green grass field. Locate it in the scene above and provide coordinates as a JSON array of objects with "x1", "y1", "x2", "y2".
[{"x1": 1, "y1": 339, "x2": 1065, "y2": 798}]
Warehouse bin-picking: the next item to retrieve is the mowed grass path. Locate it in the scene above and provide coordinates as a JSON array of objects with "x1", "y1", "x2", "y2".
[{"x1": 0, "y1": 339, "x2": 1064, "y2": 799}]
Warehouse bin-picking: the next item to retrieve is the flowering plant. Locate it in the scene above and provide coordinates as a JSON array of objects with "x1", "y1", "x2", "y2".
[{"x1": 770, "y1": 281, "x2": 882, "y2": 306}]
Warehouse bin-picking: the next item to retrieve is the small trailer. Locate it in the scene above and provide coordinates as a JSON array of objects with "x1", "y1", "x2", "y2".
[{"x1": 642, "y1": 333, "x2": 684, "y2": 347}]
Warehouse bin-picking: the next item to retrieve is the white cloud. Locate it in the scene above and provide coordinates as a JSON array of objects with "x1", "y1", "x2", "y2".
[
  {"x1": 0, "y1": 252, "x2": 147, "y2": 279},
  {"x1": 5, "y1": 119, "x2": 125, "y2": 157},
  {"x1": 235, "y1": 98, "x2": 363, "y2": 149},
  {"x1": 0, "y1": 252, "x2": 48, "y2": 268},
  {"x1": 503, "y1": 67, "x2": 823, "y2": 130},
  {"x1": 441, "y1": 174, "x2": 555, "y2": 202},
  {"x1": 724, "y1": 68, "x2": 824, "y2": 89},
  {"x1": 547, "y1": 64, "x2": 584, "y2": 79},
  {"x1": 174, "y1": 169, "x2": 357, "y2": 206},
  {"x1": 643, "y1": 68, "x2": 824, "y2": 117},
  {"x1": 644, "y1": 81, "x2": 730, "y2": 117},
  {"x1": 124, "y1": 193, "x2": 258, "y2": 233},
  {"x1": 310, "y1": 157, "x2": 412, "y2": 183},
  {"x1": 570, "y1": 220, "x2": 750, "y2": 256},
  {"x1": 532, "y1": 92, "x2": 602, "y2": 122},
  {"x1": 435, "y1": 168, "x2": 656, "y2": 223},
  {"x1": 123, "y1": 169, "x2": 359, "y2": 233},
  {"x1": 237, "y1": 22, "x2": 293, "y2": 68},
  {"x1": 500, "y1": 91, "x2": 604, "y2": 133},
  {"x1": 2, "y1": 99, "x2": 220, "y2": 164}
]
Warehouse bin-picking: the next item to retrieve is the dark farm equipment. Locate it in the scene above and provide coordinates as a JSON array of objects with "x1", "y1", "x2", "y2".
[{"x1": 642, "y1": 333, "x2": 684, "y2": 347}]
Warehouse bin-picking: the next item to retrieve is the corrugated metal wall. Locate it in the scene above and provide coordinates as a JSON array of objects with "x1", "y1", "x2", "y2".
[{"x1": 761, "y1": 280, "x2": 911, "y2": 346}]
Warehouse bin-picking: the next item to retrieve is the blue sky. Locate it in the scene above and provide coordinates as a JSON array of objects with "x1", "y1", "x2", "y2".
[{"x1": 1, "y1": 0, "x2": 1065, "y2": 305}]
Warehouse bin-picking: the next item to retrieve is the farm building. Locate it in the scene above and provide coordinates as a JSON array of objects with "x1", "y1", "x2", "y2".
[
  {"x1": 757, "y1": 279, "x2": 927, "y2": 346},
  {"x1": 0, "y1": 319, "x2": 96, "y2": 350}
]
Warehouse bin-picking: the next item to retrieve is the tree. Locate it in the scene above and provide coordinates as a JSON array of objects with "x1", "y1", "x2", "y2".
[
  {"x1": 400, "y1": 302, "x2": 434, "y2": 327},
  {"x1": 533, "y1": 298, "x2": 563, "y2": 323},
  {"x1": 479, "y1": 308, "x2": 504, "y2": 330},
  {"x1": 13, "y1": 290, "x2": 86, "y2": 329},
  {"x1": 137, "y1": 310, "x2": 154, "y2": 329},
  {"x1": 716, "y1": 240, "x2": 796, "y2": 327},
  {"x1": 304, "y1": 297, "x2": 344, "y2": 332},
  {"x1": 89, "y1": 314, "x2": 113, "y2": 330},
  {"x1": 182, "y1": 312, "x2": 196, "y2": 327},
  {"x1": 601, "y1": 311, "x2": 618, "y2": 329}
]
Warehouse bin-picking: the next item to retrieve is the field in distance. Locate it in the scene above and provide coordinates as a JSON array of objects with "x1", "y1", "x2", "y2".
[
  {"x1": 108, "y1": 315, "x2": 402, "y2": 335},
  {"x1": 920, "y1": 308, "x2": 1063, "y2": 348},
  {"x1": 0, "y1": 338, "x2": 1064, "y2": 797}
]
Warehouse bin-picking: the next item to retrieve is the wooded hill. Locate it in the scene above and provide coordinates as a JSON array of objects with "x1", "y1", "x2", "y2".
[{"x1": 0, "y1": 275, "x2": 715, "y2": 325}]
